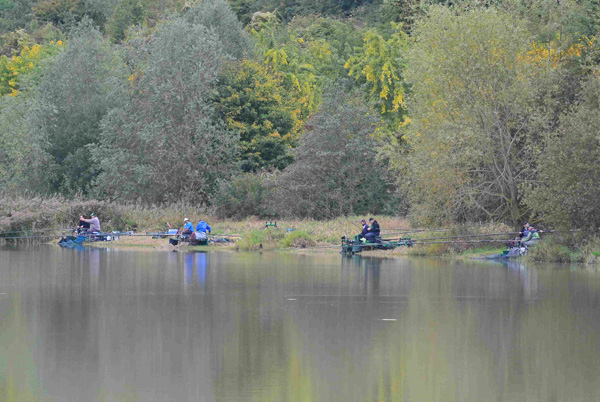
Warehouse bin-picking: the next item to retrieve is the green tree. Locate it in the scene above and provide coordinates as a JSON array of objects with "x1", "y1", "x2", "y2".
[
  {"x1": 507, "y1": 0, "x2": 600, "y2": 44},
  {"x1": 525, "y1": 77, "x2": 600, "y2": 232},
  {"x1": 184, "y1": 0, "x2": 250, "y2": 59},
  {"x1": 105, "y1": 0, "x2": 145, "y2": 42},
  {"x1": 32, "y1": 0, "x2": 112, "y2": 28},
  {"x1": 32, "y1": 0, "x2": 84, "y2": 26},
  {"x1": 217, "y1": 60, "x2": 303, "y2": 171},
  {"x1": 93, "y1": 17, "x2": 238, "y2": 204},
  {"x1": 403, "y1": 7, "x2": 547, "y2": 225},
  {"x1": 230, "y1": 0, "x2": 374, "y2": 22},
  {"x1": 0, "y1": 94, "x2": 55, "y2": 194},
  {"x1": 272, "y1": 84, "x2": 398, "y2": 219},
  {"x1": 0, "y1": 0, "x2": 12, "y2": 12},
  {"x1": 28, "y1": 21, "x2": 123, "y2": 195},
  {"x1": 0, "y1": 0, "x2": 36, "y2": 33}
]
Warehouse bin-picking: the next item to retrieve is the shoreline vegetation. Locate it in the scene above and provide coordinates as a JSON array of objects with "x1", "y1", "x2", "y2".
[
  {"x1": 1, "y1": 197, "x2": 599, "y2": 264},
  {"x1": 0, "y1": 0, "x2": 599, "y2": 268}
]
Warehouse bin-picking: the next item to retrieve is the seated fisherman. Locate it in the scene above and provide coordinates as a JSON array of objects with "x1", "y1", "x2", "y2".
[
  {"x1": 521, "y1": 224, "x2": 542, "y2": 247},
  {"x1": 196, "y1": 219, "x2": 211, "y2": 234},
  {"x1": 508, "y1": 222, "x2": 529, "y2": 247},
  {"x1": 359, "y1": 219, "x2": 369, "y2": 240},
  {"x1": 181, "y1": 218, "x2": 194, "y2": 236},
  {"x1": 77, "y1": 216, "x2": 90, "y2": 234},
  {"x1": 80, "y1": 213, "x2": 100, "y2": 234},
  {"x1": 519, "y1": 222, "x2": 530, "y2": 240},
  {"x1": 365, "y1": 217, "x2": 380, "y2": 242}
]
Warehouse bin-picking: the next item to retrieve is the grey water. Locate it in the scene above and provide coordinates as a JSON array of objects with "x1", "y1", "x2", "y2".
[{"x1": 1, "y1": 246, "x2": 600, "y2": 401}]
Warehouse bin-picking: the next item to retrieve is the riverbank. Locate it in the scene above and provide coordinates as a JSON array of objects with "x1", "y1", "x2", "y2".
[
  {"x1": 81, "y1": 218, "x2": 516, "y2": 261},
  {"x1": 80, "y1": 227, "x2": 600, "y2": 265},
  {"x1": 1, "y1": 196, "x2": 599, "y2": 263},
  {"x1": 86, "y1": 225, "x2": 600, "y2": 265}
]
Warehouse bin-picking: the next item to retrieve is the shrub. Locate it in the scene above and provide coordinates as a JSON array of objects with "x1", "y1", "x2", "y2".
[
  {"x1": 526, "y1": 239, "x2": 575, "y2": 263},
  {"x1": 212, "y1": 172, "x2": 273, "y2": 219},
  {"x1": 235, "y1": 228, "x2": 285, "y2": 251},
  {"x1": 279, "y1": 230, "x2": 315, "y2": 248},
  {"x1": 271, "y1": 84, "x2": 400, "y2": 219}
]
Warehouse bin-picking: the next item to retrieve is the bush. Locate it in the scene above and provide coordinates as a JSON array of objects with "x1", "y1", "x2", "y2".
[
  {"x1": 279, "y1": 230, "x2": 315, "y2": 248},
  {"x1": 212, "y1": 172, "x2": 273, "y2": 219},
  {"x1": 526, "y1": 238, "x2": 577, "y2": 263},
  {"x1": 271, "y1": 84, "x2": 400, "y2": 219},
  {"x1": 235, "y1": 228, "x2": 285, "y2": 251}
]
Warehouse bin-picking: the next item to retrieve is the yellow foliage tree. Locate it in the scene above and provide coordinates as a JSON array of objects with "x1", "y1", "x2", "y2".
[
  {"x1": 344, "y1": 23, "x2": 409, "y2": 127},
  {"x1": 0, "y1": 41, "x2": 63, "y2": 96},
  {"x1": 250, "y1": 19, "x2": 334, "y2": 122}
]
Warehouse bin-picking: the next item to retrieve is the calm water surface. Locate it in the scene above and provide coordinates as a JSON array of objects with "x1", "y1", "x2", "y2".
[{"x1": 1, "y1": 246, "x2": 600, "y2": 401}]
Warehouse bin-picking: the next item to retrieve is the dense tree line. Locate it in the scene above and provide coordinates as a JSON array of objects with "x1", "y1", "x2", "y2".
[{"x1": 0, "y1": 0, "x2": 599, "y2": 231}]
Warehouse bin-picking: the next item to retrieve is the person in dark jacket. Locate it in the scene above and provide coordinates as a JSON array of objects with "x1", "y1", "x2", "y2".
[
  {"x1": 365, "y1": 218, "x2": 380, "y2": 242},
  {"x1": 77, "y1": 217, "x2": 90, "y2": 234},
  {"x1": 519, "y1": 223, "x2": 530, "y2": 239},
  {"x1": 359, "y1": 219, "x2": 369, "y2": 240}
]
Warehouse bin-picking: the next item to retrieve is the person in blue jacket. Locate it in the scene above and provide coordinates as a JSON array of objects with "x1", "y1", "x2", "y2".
[
  {"x1": 181, "y1": 218, "x2": 194, "y2": 235},
  {"x1": 196, "y1": 219, "x2": 211, "y2": 234}
]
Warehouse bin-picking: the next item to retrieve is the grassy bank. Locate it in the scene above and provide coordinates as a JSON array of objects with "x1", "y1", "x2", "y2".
[
  {"x1": 524, "y1": 235, "x2": 600, "y2": 264},
  {"x1": 2, "y1": 196, "x2": 599, "y2": 263},
  {"x1": 0, "y1": 195, "x2": 503, "y2": 254}
]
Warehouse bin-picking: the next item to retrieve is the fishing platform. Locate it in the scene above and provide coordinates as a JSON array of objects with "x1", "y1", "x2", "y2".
[
  {"x1": 341, "y1": 234, "x2": 413, "y2": 255},
  {"x1": 58, "y1": 232, "x2": 120, "y2": 248}
]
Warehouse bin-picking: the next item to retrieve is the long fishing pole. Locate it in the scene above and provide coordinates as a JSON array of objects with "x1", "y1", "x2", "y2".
[
  {"x1": 412, "y1": 239, "x2": 515, "y2": 245},
  {"x1": 381, "y1": 232, "x2": 522, "y2": 242},
  {"x1": 0, "y1": 234, "x2": 66, "y2": 240},
  {"x1": 348, "y1": 238, "x2": 515, "y2": 248},
  {"x1": 0, "y1": 227, "x2": 74, "y2": 236},
  {"x1": 380, "y1": 228, "x2": 447, "y2": 234},
  {"x1": 383, "y1": 228, "x2": 567, "y2": 243}
]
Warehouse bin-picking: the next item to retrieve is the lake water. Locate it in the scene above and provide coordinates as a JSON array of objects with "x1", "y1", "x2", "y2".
[{"x1": 1, "y1": 246, "x2": 600, "y2": 401}]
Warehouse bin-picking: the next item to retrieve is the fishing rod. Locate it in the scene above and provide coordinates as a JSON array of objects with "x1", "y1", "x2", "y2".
[
  {"x1": 381, "y1": 232, "x2": 522, "y2": 242},
  {"x1": 282, "y1": 245, "x2": 340, "y2": 250},
  {"x1": 379, "y1": 229, "x2": 450, "y2": 236},
  {"x1": 381, "y1": 228, "x2": 446, "y2": 233},
  {"x1": 29, "y1": 199, "x2": 85, "y2": 221},
  {"x1": 412, "y1": 239, "x2": 515, "y2": 245},
  {"x1": 0, "y1": 234, "x2": 66, "y2": 240},
  {"x1": 0, "y1": 227, "x2": 74, "y2": 236},
  {"x1": 348, "y1": 238, "x2": 515, "y2": 248}
]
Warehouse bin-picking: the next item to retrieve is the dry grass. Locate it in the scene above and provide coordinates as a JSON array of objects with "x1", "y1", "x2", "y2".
[{"x1": 0, "y1": 195, "x2": 519, "y2": 258}]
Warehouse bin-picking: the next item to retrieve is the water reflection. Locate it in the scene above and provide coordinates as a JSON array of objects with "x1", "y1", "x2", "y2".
[
  {"x1": 1, "y1": 248, "x2": 600, "y2": 401},
  {"x1": 184, "y1": 251, "x2": 208, "y2": 290},
  {"x1": 341, "y1": 255, "x2": 383, "y2": 296}
]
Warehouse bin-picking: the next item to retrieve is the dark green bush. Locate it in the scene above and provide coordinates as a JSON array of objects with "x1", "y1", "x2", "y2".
[{"x1": 212, "y1": 172, "x2": 274, "y2": 219}]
